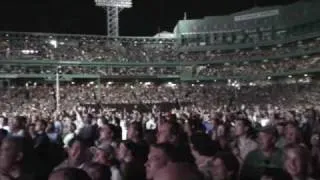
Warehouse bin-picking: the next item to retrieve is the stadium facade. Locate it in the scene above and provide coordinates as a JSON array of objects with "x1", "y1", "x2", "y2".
[{"x1": 0, "y1": 0, "x2": 320, "y2": 89}]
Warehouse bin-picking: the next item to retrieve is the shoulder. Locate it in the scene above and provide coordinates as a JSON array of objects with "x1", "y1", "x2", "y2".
[
  {"x1": 54, "y1": 160, "x2": 68, "y2": 171},
  {"x1": 247, "y1": 149, "x2": 260, "y2": 156},
  {"x1": 307, "y1": 178, "x2": 316, "y2": 180}
]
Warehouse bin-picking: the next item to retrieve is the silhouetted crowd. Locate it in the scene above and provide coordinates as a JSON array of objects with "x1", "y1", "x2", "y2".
[{"x1": 0, "y1": 81, "x2": 319, "y2": 180}]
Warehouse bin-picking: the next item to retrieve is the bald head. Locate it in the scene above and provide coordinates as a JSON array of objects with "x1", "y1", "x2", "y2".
[{"x1": 154, "y1": 163, "x2": 203, "y2": 180}]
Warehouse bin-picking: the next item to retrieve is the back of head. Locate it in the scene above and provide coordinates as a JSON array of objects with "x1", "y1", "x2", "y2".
[
  {"x1": 190, "y1": 132, "x2": 219, "y2": 157},
  {"x1": 154, "y1": 162, "x2": 203, "y2": 180},
  {"x1": 83, "y1": 162, "x2": 111, "y2": 180},
  {"x1": 49, "y1": 168, "x2": 92, "y2": 180},
  {"x1": 151, "y1": 143, "x2": 178, "y2": 162},
  {"x1": 214, "y1": 152, "x2": 240, "y2": 176}
]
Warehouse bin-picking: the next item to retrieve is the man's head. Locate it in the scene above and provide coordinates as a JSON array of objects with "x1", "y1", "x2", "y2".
[
  {"x1": 10, "y1": 116, "x2": 26, "y2": 132},
  {"x1": 49, "y1": 168, "x2": 92, "y2": 180},
  {"x1": 145, "y1": 143, "x2": 176, "y2": 179},
  {"x1": 0, "y1": 136, "x2": 33, "y2": 172},
  {"x1": 284, "y1": 144, "x2": 310, "y2": 178},
  {"x1": 35, "y1": 120, "x2": 47, "y2": 133},
  {"x1": 83, "y1": 162, "x2": 111, "y2": 180},
  {"x1": 190, "y1": 132, "x2": 219, "y2": 158},
  {"x1": 67, "y1": 137, "x2": 88, "y2": 162},
  {"x1": 83, "y1": 114, "x2": 93, "y2": 125},
  {"x1": 234, "y1": 119, "x2": 252, "y2": 137},
  {"x1": 310, "y1": 133, "x2": 320, "y2": 147},
  {"x1": 154, "y1": 162, "x2": 203, "y2": 180},
  {"x1": 211, "y1": 152, "x2": 239, "y2": 180},
  {"x1": 69, "y1": 123, "x2": 77, "y2": 133},
  {"x1": 127, "y1": 122, "x2": 143, "y2": 142},
  {"x1": 285, "y1": 123, "x2": 302, "y2": 145},
  {"x1": 91, "y1": 143, "x2": 115, "y2": 165},
  {"x1": 0, "y1": 129, "x2": 8, "y2": 145},
  {"x1": 157, "y1": 121, "x2": 185, "y2": 144},
  {"x1": 258, "y1": 126, "x2": 278, "y2": 151},
  {"x1": 99, "y1": 124, "x2": 115, "y2": 142},
  {"x1": 276, "y1": 122, "x2": 286, "y2": 136}
]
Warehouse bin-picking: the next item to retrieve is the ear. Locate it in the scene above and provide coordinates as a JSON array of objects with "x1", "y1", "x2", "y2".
[
  {"x1": 169, "y1": 134, "x2": 177, "y2": 144},
  {"x1": 16, "y1": 152, "x2": 23, "y2": 162},
  {"x1": 244, "y1": 126, "x2": 249, "y2": 132}
]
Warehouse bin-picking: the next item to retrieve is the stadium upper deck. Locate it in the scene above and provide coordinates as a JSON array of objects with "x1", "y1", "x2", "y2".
[{"x1": 174, "y1": 0, "x2": 320, "y2": 51}]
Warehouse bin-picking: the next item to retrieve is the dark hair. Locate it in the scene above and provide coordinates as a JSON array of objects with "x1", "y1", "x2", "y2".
[
  {"x1": 103, "y1": 123, "x2": 121, "y2": 141},
  {"x1": 50, "y1": 167, "x2": 91, "y2": 180},
  {"x1": 121, "y1": 140, "x2": 148, "y2": 162},
  {"x1": 3, "y1": 136, "x2": 35, "y2": 173},
  {"x1": 15, "y1": 116, "x2": 27, "y2": 128},
  {"x1": 151, "y1": 143, "x2": 178, "y2": 162},
  {"x1": 236, "y1": 118, "x2": 256, "y2": 138},
  {"x1": 166, "y1": 121, "x2": 188, "y2": 145},
  {"x1": 129, "y1": 122, "x2": 143, "y2": 140},
  {"x1": 84, "y1": 162, "x2": 111, "y2": 180},
  {"x1": 70, "y1": 123, "x2": 77, "y2": 130},
  {"x1": 68, "y1": 136, "x2": 89, "y2": 149},
  {"x1": 36, "y1": 119, "x2": 48, "y2": 129},
  {"x1": 47, "y1": 122, "x2": 55, "y2": 132},
  {"x1": 0, "y1": 129, "x2": 8, "y2": 145},
  {"x1": 143, "y1": 130, "x2": 157, "y2": 145},
  {"x1": 214, "y1": 152, "x2": 240, "y2": 180},
  {"x1": 1, "y1": 117, "x2": 8, "y2": 126},
  {"x1": 190, "y1": 132, "x2": 219, "y2": 157}
]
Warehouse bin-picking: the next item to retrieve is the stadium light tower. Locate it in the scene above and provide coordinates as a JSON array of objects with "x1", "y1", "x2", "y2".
[{"x1": 95, "y1": 0, "x2": 132, "y2": 37}]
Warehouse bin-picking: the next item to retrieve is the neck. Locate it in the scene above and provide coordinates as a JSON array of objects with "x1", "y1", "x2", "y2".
[
  {"x1": 262, "y1": 147, "x2": 275, "y2": 157},
  {"x1": 195, "y1": 155, "x2": 211, "y2": 167},
  {"x1": 130, "y1": 137, "x2": 139, "y2": 143},
  {"x1": 292, "y1": 175, "x2": 306, "y2": 180},
  {"x1": 238, "y1": 135, "x2": 248, "y2": 142},
  {"x1": 69, "y1": 158, "x2": 85, "y2": 167},
  {"x1": 100, "y1": 138, "x2": 112, "y2": 144},
  {"x1": 123, "y1": 155, "x2": 133, "y2": 163}
]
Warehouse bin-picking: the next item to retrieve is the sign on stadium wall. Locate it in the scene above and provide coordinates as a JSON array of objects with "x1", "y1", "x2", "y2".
[{"x1": 234, "y1": 9, "x2": 279, "y2": 22}]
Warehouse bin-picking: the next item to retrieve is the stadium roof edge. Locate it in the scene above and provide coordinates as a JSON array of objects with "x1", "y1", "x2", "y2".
[
  {"x1": 179, "y1": 0, "x2": 319, "y2": 21},
  {"x1": 0, "y1": 31, "x2": 177, "y2": 40}
]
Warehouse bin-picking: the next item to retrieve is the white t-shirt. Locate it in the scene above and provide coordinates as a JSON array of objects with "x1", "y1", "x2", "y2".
[
  {"x1": 146, "y1": 119, "x2": 156, "y2": 130},
  {"x1": 63, "y1": 132, "x2": 76, "y2": 148}
]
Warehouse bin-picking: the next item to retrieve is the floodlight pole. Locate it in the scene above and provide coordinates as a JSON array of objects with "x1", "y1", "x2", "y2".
[
  {"x1": 95, "y1": 0, "x2": 132, "y2": 37},
  {"x1": 56, "y1": 68, "x2": 60, "y2": 113},
  {"x1": 106, "y1": 7, "x2": 120, "y2": 37}
]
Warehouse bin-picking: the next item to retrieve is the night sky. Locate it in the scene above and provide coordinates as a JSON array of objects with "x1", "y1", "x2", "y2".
[{"x1": 0, "y1": 0, "x2": 299, "y2": 36}]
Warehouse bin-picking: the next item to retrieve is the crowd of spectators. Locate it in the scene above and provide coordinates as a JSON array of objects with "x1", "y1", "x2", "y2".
[
  {"x1": 1, "y1": 33, "x2": 320, "y2": 79},
  {"x1": 0, "y1": 32, "x2": 320, "y2": 180},
  {"x1": 197, "y1": 54, "x2": 320, "y2": 77},
  {"x1": 0, "y1": 81, "x2": 320, "y2": 180},
  {"x1": 0, "y1": 32, "x2": 320, "y2": 63}
]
